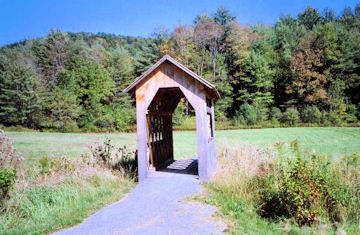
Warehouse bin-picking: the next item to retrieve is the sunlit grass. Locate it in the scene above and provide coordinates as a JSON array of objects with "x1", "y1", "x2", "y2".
[
  {"x1": 2, "y1": 127, "x2": 359, "y2": 234},
  {"x1": 7, "y1": 127, "x2": 360, "y2": 167}
]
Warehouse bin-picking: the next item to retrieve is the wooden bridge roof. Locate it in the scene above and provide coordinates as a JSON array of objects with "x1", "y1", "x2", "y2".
[{"x1": 124, "y1": 55, "x2": 220, "y2": 99}]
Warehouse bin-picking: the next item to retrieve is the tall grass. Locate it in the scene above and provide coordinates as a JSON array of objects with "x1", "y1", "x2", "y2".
[
  {"x1": 0, "y1": 131, "x2": 135, "y2": 234},
  {"x1": 203, "y1": 143, "x2": 360, "y2": 234},
  {"x1": 0, "y1": 174, "x2": 133, "y2": 234}
]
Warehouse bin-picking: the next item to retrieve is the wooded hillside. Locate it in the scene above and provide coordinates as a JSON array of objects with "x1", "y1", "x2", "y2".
[{"x1": 1, "y1": 4, "x2": 360, "y2": 131}]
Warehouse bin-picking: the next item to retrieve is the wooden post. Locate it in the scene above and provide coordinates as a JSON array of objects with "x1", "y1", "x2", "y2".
[
  {"x1": 136, "y1": 94, "x2": 148, "y2": 182},
  {"x1": 146, "y1": 115, "x2": 154, "y2": 168},
  {"x1": 195, "y1": 95, "x2": 209, "y2": 182}
]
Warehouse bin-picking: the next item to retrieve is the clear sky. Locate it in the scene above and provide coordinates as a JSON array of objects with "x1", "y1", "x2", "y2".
[{"x1": 0, "y1": 0, "x2": 359, "y2": 46}]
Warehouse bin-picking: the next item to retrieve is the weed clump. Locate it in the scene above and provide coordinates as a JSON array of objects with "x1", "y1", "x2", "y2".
[
  {"x1": 0, "y1": 130, "x2": 24, "y2": 206},
  {"x1": 90, "y1": 137, "x2": 138, "y2": 179},
  {"x1": 258, "y1": 140, "x2": 349, "y2": 226},
  {"x1": 208, "y1": 141, "x2": 360, "y2": 233}
]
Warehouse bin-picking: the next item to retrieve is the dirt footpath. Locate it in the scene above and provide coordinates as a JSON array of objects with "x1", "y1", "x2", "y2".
[{"x1": 55, "y1": 160, "x2": 226, "y2": 235}]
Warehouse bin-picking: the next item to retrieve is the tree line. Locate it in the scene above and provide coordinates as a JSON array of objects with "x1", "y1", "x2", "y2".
[{"x1": 1, "y1": 4, "x2": 360, "y2": 131}]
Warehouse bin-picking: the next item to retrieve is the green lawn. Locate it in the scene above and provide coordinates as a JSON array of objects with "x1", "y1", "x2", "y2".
[
  {"x1": 216, "y1": 127, "x2": 360, "y2": 158},
  {"x1": 173, "y1": 127, "x2": 360, "y2": 160},
  {"x1": 2, "y1": 127, "x2": 360, "y2": 234},
  {"x1": 7, "y1": 127, "x2": 360, "y2": 166}
]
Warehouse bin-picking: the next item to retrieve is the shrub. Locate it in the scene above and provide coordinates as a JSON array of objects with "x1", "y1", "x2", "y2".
[
  {"x1": 0, "y1": 130, "x2": 24, "y2": 204},
  {"x1": 300, "y1": 105, "x2": 321, "y2": 123},
  {"x1": 172, "y1": 101, "x2": 186, "y2": 126},
  {"x1": 234, "y1": 103, "x2": 258, "y2": 125},
  {"x1": 38, "y1": 154, "x2": 77, "y2": 176},
  {"x1": 82, "y1": 122, "x2": 99, "y2": 132},
  {"x1": 208, "y1": 142, "x2": 360, "y2": 232},
  {"x1": 214, "y1": 109, "x2": 228, "y2": 122},
  {"x1": 320, "y1": 110, "x2": 329, "y2": 125},
  {"x1": 113, "y1": 146, "x2": 138, "y2": 179},
  {"x1": 90, "y1": 137, "x2": 113, "y2": 168},
  {"x1": 345, "y1": 104, "x2": 358, "y2": 123},
  {"x1": 95, "y1": 114, "x2": 115, "y2": 128},
  {"x1": 0, "y1": 168, "x2": 15, "y2": 202},
  {"x1": 113, "y1": 104, "x2": 136, "y2": 131},
  {"x1": 90, "y1": 137, "x2": 137, "y2": 178},
  {"x1": 270, "y1": 107, "x2": 282, "y2": 120},
  {"x1": 38, "y1": 156, "x2": 52, "y2": 175},
  {"x1": 174, "y1": 116, "x2": 196, "y2": 130},
  {"x1": 328, "y1": 113, "x2": 343, "y2": 126},
  {"x1": 258, "y1": 140, "x2": 359, "y2": 226},
  {"x1": 254, "y1": 104, "x2": 268, "y2": 123},
  {"x1": 280, "y1": 108, "x2": 300, "y2": 126},
  {"x1": 270, "y1": 118, "x2": 280, "y2": 127}
]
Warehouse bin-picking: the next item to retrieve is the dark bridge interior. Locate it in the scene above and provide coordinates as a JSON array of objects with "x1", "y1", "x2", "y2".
[{"x1": 146, "y1": 87, "x2": 197, "y2": 175}]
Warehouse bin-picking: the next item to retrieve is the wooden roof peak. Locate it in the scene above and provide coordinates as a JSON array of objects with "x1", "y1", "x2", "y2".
[{"x1": 123, "y1": 55, "x2": 220, "y2": 99}]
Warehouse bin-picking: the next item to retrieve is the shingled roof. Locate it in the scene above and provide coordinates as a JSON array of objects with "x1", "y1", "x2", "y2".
[{"x1": 124, "y1": 55, "x2": 220, "y2": 99}]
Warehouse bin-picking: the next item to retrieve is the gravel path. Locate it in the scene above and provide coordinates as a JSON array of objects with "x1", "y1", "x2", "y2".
[{"x1": 55, "y1": 160, "x2": 226, "y2": 235}]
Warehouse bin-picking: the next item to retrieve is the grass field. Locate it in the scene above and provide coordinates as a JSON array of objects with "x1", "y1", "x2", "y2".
[
  {"x1": 2, "y1": 127, "x2": 360, "y2": 234},
  {"x1": 7, "y1": 127, "x2": 360, "y2": 166}
]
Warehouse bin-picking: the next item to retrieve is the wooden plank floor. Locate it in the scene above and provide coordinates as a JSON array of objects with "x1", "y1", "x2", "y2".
[{"x1": 158, "y1": 158, "x2": 198, "y2": 176}]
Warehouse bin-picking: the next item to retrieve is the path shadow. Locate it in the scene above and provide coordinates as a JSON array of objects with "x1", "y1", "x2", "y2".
[{"x1": 158, "y1": 158, "x2": 198, "y2": 176}]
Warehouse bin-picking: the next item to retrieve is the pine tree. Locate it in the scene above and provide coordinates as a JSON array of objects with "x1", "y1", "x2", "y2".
[{"x1": 0, "y1": 52, "x2": 41, "y2": 127}]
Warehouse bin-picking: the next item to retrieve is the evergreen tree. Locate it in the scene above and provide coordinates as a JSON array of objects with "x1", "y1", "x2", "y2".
[
  {"x1": 298, "y1": 6, "x2": 324, "y2": 30},
  {"x1": 61, "y1": 58, "x2": 114, "y2": 128},
  {"x1": 235, "y1": 51, "x2": 274, "y2": 114},
  {"x1": 213, "y1": 6, "x2": 236, "y2": 26},
  {"x1": 0, "y1": 52, "x2": 41, "y2": 127},
  {"x1": 41, "y1": 88, "x2": 80, "y2": 130}
]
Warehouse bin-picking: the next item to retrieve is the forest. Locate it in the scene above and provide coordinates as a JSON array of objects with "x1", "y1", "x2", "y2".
[{"x1": 1, "y1": 4, "x2": 360, "y2": 132}]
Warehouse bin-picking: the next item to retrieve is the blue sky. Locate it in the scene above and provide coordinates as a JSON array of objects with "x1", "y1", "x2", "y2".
[{"x1": 0, "y1": 0, "x2": 359, "y2": 46}]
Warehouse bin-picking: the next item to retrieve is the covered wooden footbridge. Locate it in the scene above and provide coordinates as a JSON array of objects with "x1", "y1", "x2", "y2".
[{"x1": 124, "y1": 55, "x2": 219, "y2": 182}]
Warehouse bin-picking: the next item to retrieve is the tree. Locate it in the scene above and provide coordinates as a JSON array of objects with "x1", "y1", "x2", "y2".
[
  {"x1": 89, "y1": 42, "x2": 108, "y2": 65},
  {"x1": 274, "y1": 15, "x2": 307, "y2": 60},
  {"x1": 213, "y1": 6, "x2": 236, "y2": 26},
  {"x1": 133, "y1": 39, "x2": 160, "y2": 76},
  {"x1": 323, "y1": 8, "x2": 335, "y2": 22},
  {"x1": 272, "y1": 16, "x2": 307, "y2": 108},
  {"x1": 211, "y1": 54, "x2": 233, "y2": 119},
  {"x1": 62, "y1": 58, "x2": 115, "y2": 127},
  {"x1": 194, "y1": 11, "x2": 212, "y2": 24},
  {"x1": 106, "y1": 48, "x2": 136, "y2": 130},
  {"x1": 224, "y1": 21, "x2": 251, "y2": 78},
  {"x1": 289, "y1": 34, "x2": 327, "y2": 105},
  {"x1": 319, "y1": 22, "x2": 345, "y2": 113},
  {"x1": 41, "y1": 88, "x2": 80, "y2": 130},
  {"x1": 298, "y1": 6, "x2": 323, "y2": 30},
  {"x1": 169, "y1": 25, "x2": 195, "y2": 67},
  {"x1": 194, "y1": 19, "x2": 224, "y2": 76},
  {"x1": 0, "y1": 52, "x2": 41, "y2": 127},
  {"x1": 235, "y1": 51, "x2": 274, "y2": 114},
  {"x1": 2, "y1": 3, "x2": 360, "y2": 130},
  {"x1": 32, "y1": 29, "x2": 69, "y2": 89},
  {"x1": 340, "y1": 6, "x2": 356, "y2": 29},
  {"x1": 106, "y1": 47, "x2": 134, "y2": 90},
  {"x1": 339, "y1": 24, "x2": 360, "y2": 116},
  {"x1": 151, "y1": 27, "x2": 170, "y2": 51},
  {"x1": 67, "y1": 38, "x2": 91, "y2": 62}
]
